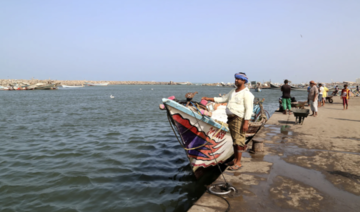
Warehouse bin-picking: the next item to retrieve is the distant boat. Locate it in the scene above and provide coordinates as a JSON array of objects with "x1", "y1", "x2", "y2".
[
  {"x1": 110, "y1": 95, "x2": 114, "y2": 98},
  {"x1": 178, "y1": 82, "x2": 189, "y2": 85},
  {"x1": 270, "y1": 83, "x2": 280, "y2": 89},
  {"x1": 85, "y1": 82, "x2": 109, "y2": 86},
  {"x1": 34, "y1": 83, "x2": 59, "y2": 90},
  {"x1": 255, "y1": 87, "x2": 261, "y2": 92},
  {"x1": 62, "y1": 85, "x2": 84, "y2": 88}
]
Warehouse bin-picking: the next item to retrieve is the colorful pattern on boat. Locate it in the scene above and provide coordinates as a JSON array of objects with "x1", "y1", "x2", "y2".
[{"x1": 163, "y1": 99, "x2": 233, "y2": 172}]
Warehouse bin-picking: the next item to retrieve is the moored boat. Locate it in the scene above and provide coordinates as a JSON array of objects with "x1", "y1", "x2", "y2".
[
  {"x1": 85, "y1": 82, "x2": 109, "y2": 86},
  {"x1": 62, "y1": 85, "x2": 84, "y2": 88},
  {"x1": 34, "y1": 82, "x2": 59, "y2": 90},
  {"x1": 270, "y1": 83, "x2": 280, "y2": 88},
  {"x1": 160, "y1": 96, "x2": 268, "y2": 177},
  {"x1": 178, "y1": 82, "x2": 190, "y2": 85}
]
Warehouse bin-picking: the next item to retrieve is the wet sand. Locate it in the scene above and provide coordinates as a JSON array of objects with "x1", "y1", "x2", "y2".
[{"x1": 188, "y1": 97, "x2": 360, "y2": 212}]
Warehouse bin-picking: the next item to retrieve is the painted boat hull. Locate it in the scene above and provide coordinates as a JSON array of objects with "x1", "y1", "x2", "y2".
[{"x1": 163, "y1": 99, "x2": 234, "y2": 176}]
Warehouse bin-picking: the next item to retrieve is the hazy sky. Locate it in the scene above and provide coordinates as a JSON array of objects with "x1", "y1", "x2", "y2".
[{"x1": 1, "y1": 0, "x2": 359, "y2": 83}]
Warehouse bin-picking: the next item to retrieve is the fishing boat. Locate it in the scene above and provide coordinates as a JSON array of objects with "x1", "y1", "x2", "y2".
[
  {"x1": 255, "y1": 87, "x2": 261, "y2": 92},
  {"x1": 270, "y1": 83, "x2": 280, "y2": 89},
  {"x1": 178, "y1": 82, "x2": 190, "y2": 85},
  {"x1": 62, "y1": 85, "x2": 84, "y2": 88},
  {"x1": 160, "y1": 96, "x2": 268, "y2": 177},
  {"x1": 34, "y1": 82, "x2": 59, "y2": 90},
  {"x1": 85, "y1": 82, "x2": 109, "y2": 86}
]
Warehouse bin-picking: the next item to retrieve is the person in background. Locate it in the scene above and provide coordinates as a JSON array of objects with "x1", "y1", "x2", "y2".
[
  {"x1": 201, "y1": 72, "x2": 254, "y2": 170},
  {"x1": 307, "y1": 83, "x2": 311, "y2": 93},
  {"x1": 307, "y1": 82, "x2": 311, "y2": 102},
  {"x1": 281, "y1": 79, "x2": 292, "y2": 115},
  {"x1": 341, "y1": 84, "x2": 350, "y2": 110},
  {"x1": 308, "y1": 81, "x2": 318, "y2": 117},
  {"x1": 333, "y1": 85, "x2": 339, "y2": 96},
  {"x1": 278, "y1": 97, "x2": 284, "y2": 112},
  {"x1": 318, "y1": 84, "x2": 324, "y2": 107},
  {"x1": 322, "y1": 84, "x2": 329, "y2": 106}
]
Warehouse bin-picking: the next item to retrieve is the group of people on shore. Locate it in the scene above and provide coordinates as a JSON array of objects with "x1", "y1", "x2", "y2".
[{"x1": 280, "y1": 80, "x2": 355, "y2": 117}]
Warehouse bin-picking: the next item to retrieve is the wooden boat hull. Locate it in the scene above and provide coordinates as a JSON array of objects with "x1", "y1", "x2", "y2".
[{"x1": 163, "y1": 99, "x2": 234, "y2": 175}]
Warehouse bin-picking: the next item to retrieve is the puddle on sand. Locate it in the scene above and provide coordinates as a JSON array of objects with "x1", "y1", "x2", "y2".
[
  {"x1": 262, "y1": 155, "x2": 360, "y2": 210},
  {"x1": 264, "y1": 124, "x2": 294, "y2": 137},
  {"x1": 280, "y1": 125, "x2": 293, "y2": 136}
]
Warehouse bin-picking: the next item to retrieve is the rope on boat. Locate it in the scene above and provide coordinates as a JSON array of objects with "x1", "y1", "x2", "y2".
[{"x1": 183, "y1": 122, "x2": 224, "y2": 151}]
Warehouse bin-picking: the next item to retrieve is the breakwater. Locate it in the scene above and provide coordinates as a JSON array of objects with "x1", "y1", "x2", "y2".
[{"x1": 0, "y1": 79, "x2": 174, "y2": 86}]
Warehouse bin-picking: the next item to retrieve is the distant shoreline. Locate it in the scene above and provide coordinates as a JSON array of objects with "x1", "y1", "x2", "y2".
[{"x1": 0, "y1": 79, "x2": 183, "y2": 86}]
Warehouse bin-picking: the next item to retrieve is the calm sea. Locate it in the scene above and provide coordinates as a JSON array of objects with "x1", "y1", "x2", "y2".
[{"x1": 0, "y1": 85, "x2": 308, "y2": 212}]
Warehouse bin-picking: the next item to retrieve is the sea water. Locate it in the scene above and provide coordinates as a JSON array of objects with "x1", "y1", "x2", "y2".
[{"x1": 0, "y1": 85, "x2": 308, "y2": 212}]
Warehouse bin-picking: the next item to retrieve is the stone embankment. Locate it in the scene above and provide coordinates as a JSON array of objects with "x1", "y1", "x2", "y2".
[{"x1": 0, "y1": 79, "x2": 177, "y2": 86}]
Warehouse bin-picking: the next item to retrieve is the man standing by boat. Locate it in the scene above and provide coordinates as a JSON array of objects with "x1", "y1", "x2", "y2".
[
  {"x1": 322, "y1": 84, "x2": 329, "y2": 106},
  {"x1": 201, "y1": 72, "x2": 254, "y2": 170}
]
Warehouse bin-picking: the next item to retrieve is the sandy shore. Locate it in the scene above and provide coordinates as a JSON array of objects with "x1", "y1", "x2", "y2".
[{"x1": 189, "y1": 97, "x2": 360, "y2": 212}]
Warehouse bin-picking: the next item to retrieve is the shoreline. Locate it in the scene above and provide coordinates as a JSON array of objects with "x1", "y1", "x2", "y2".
[{"x1": 0, "y1": 79, "x2": 175, "y2": 86}]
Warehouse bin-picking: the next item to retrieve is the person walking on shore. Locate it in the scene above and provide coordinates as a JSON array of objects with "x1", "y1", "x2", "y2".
[
  {"x1": 318, "y1": 84, "x2": 324, "y2": 107},
  {"x1": 308, "y1": 81, "x2": 318, "y2": 117},
  {"x1": 341, "y1": 84, "x2": 350, "y2": 110},
  {"x1": 322, "y1": 84, "x2": 329, "y2": 106},
  {"x1": 201, "y1": 72, "x2": 254, "y2": 170},
  {"x1": 281, "y1": 79, "x2": 292, "y2": 115},
  {"x1": 333, "y1": 85, "x2": 339, "y2": 96}
]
